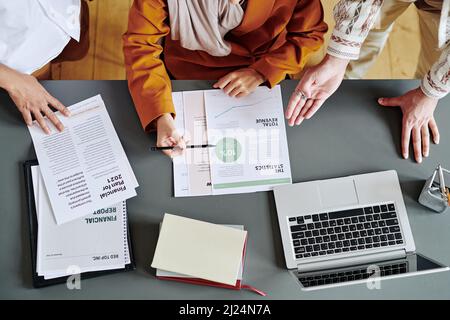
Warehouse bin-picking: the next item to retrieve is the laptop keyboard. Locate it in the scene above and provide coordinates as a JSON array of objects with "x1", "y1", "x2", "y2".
[
  {"x1": 298, "y1": 261, "x2": 408, "y2": 288},
  {"x1": 288, "y1": 203, "x2": 404, "y2": 259}
]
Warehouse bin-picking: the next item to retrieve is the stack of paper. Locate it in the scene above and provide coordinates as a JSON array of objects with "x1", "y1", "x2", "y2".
[
  {"x1": 172, "y1": 86, "x2": 292, "y2": 197},
  {"x1": 151, "y1": 214, "x2": 247, "y2": 286},
  {"x1": 32, "y1": 165, "x2": 130, "y2": 279},
  {"x1": 28, "y1": 95, "x2": 138, "y2": 224}
]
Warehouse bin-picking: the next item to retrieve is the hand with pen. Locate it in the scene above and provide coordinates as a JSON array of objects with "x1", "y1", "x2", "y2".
[{"x1": 156, "y1": 113, "x2": 187, "y2": 157}]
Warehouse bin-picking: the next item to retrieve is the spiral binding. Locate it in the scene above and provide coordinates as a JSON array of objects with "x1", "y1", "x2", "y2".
[{"x1": 122, "y1": 201, "x2": 130, "y2": 264}]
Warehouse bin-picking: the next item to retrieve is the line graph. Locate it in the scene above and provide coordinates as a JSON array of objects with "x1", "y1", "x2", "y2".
[{"x1": 214, "y1": 97, "x2": 273, "y2": 119}]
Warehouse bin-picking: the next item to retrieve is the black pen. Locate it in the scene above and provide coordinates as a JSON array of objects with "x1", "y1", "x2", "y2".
[{"x1": 150, "y1": 144, "x2": 216, "y2": 151}]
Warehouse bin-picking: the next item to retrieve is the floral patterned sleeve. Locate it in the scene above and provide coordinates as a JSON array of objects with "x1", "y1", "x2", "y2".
[
  {"x1": 327, "y1": 0, "x2": 383, "y2": 60},
  {"x1": 421, "y1": 44, "x2": 450, "y2": 98}
]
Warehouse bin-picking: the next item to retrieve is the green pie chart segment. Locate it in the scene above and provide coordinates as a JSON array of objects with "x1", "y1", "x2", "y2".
[{"x1": 215, "y1": 137, "x2": 242, "y2": 163}]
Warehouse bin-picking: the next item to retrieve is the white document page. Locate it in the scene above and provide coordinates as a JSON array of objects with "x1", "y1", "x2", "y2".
[
  {"x1": 204, "y1": 86, "x2": 292, "y2": 194},
  {"x1": 32, "y1": 166, "x2": 130, "y2": 279},
  {"x1": 151, "y1": 214, "x2": 247, "y2": 286},
  {"x1": 172, "y1": 91, "x2": 212, "y2": 197},
  {"x1": 28, "y1": 95, "x2": 138, "y2": 224},
  {"x1": 31, "y1": 166, "x2": 43, "y2": 274},
  {"x1": 172, "y1": 92, "x2": 190, "y2": 197},
  {"x1": 183, "y1": 91, "x2": 212, "y2": 196},
  {"x1": 36, "y1": 166, "x2": 126, "y2": 276}
]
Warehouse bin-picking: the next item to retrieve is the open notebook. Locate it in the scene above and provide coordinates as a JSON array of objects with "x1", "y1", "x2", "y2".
[{"x1": 151, "y1": 214, "x2": 266, "y2": 296}]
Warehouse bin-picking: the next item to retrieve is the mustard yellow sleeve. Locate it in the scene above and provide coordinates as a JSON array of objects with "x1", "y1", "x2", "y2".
[
  {"x1": 251, "y1": 0, "x2": 328, "y2": 87},
  {"x1": 123, "y1": 0, "x2": 173, "y2": 131}
]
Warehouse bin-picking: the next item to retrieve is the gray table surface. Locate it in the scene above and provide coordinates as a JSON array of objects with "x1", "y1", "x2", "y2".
[{"x1": 0, "y1": 80, "x2": 449, "y2": 300}]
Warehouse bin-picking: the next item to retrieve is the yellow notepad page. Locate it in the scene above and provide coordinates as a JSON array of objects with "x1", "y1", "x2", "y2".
[{"x1": 151, "y1": 213, "x2": 247, "y2": 286}]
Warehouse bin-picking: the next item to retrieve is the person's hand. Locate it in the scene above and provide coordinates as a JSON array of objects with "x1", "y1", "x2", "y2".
[
  {"x1": 286, "y1": 54, "x2": 349, "y2": 126},
  {"x1": 378, "y1": 88, "x2": 440, "y2": 163},
  {"x1": 2, "y1": 66, "x2": 69, "y2": 134},
  {"x1": 213, "y1": 68, "x2": 266, "y2": 98},
  {"x1": 156, "y1": 113, "x2": 187, "y2": 157}
]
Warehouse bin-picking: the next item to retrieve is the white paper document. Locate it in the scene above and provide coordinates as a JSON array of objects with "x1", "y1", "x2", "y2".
[
  {"x1": 32, "y1": 165, "x2": 130, "y2": 280},
  {"x1": 151, "y1": 214, "x2": 247, "y2": 286},
  {"x1": 205, "y1": 86, "x2": 292, "y2": 194},
  {"x1": 172, "y1": 86, "x2": 291, "y2": 197},
  {"x1": 172, "y1": 93, "x2": 190, "y2": 197},
  {"x1": 28, "y1": 95, "x2": 138, "y2": 224},
  {"x1": 172, "y1": 91, "x2": 212, "y2": 197}
]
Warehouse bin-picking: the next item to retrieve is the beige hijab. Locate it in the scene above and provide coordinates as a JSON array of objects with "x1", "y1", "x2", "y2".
[{"x1": 167, "y1": 0, "x2": 245, "y2": 57}]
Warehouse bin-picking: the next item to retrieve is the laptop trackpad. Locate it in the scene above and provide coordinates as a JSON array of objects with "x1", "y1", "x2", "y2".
[{"x1": 319, "y1": 178, "x2": 358, "y2": 209}]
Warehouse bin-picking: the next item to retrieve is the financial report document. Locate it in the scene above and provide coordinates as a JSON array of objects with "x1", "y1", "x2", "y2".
[
  {"x1": 28, "y1": 95, "x2": 138, "y2": 224},
  {"x1": 172, "y1": 86, "x2": 291, "y2": 197},
  {"x1": 32, "y1": 166, "x2": 129, "y2": 280}
]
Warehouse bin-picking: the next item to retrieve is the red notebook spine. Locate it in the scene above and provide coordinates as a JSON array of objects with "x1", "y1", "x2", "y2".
[
  {"x1": 156, "y1": 276, "x2": 267, "y2": 296},
  {"x1": 155, "y1": 235, "x2": 267, "y2": 296}
]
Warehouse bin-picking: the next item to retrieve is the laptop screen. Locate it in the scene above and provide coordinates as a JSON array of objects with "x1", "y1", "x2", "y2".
[{"x1": 295, "y1": 253, "x2": 447, "y2": 290}]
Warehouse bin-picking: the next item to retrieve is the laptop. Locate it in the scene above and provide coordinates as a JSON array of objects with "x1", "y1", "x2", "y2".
[{"x1": 273, "y1": 170, "x2": 449, "y2": 290}]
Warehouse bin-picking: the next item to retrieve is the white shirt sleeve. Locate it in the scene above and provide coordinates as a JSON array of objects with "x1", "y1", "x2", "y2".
[{"x1": 0, "y1": 0, "x2": 81, "y2": 74}]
